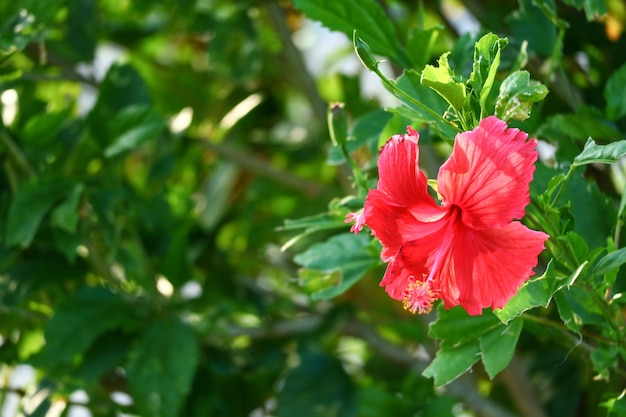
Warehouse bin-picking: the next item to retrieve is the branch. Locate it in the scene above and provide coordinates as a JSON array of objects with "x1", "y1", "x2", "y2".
[
  {"x1": 224, "y1": 315, "x2": 520, "y2": 417},
  {"x1": 498, "y1": 354, "x2": 549, "y2": 417},
  {"x1": 265, "y1": 2, "x2": 327, "y2": 122},
  {"x1": 199, "y1": 138, "x2": 325, "y2": 197}
]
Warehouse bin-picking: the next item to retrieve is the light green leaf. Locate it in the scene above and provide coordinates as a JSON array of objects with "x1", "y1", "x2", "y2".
[
  {"x1": 601, "y1": 391, "x2": 626, "y2": 417},
  {"x1": 470, "y1": 33, "x2": 507, "y2": 114},
  {"x1": 480, "y1": 318, "x2": 523, "y2": 379},
  {"x1": 421, "y1": 52, "x2": 466, "y2": 113},
  {"x1": 605, "y1": 63, "x2": 626, "y2": 120},
  {"x1": 572, "y1": 138, "x2": 626, "y2": 167},
  {"x1": 294, "y1": 233, "x2": 378, "y2": 300},
  {"x1": 293, "y1": 0, "x2": 410, "y2": 67},
  {"x1": 127, "y1": 318, "x2": 199, "y2": 417},
  {"x1": 495, "y1": 70, "x2": 548, "y2": 122},
  {"x1": 6, "y1": 178, "x2": 74, "y2": 248}
]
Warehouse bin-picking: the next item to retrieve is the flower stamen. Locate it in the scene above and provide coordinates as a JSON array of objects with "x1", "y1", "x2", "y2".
[{"x1": 402, "y1": 279, "x2": 438, "y2": 314}]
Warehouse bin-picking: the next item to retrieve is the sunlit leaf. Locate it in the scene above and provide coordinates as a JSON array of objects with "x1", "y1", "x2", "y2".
[
  {"x1": 421, "y1": 52, "x2": 466, "y2": 114},
  {"x1": 495, "y1": 70, "x2": 548, "y2": 122}
]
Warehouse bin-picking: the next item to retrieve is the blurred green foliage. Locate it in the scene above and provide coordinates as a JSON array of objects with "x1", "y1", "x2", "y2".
[{"x1": 1, "y1": 1, "x2": 626, "y2": 417}]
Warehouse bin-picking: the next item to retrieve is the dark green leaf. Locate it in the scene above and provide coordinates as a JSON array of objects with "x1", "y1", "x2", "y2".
[
  {"x1": 480, "y1": 317, "x2": 523, "y2": 379},
  {"x1": 555, "y1": 286, "x2": 605, "y2": 333},
  {"x1": 277, "y1": 351, "x2": 356, "y2": 417},
  {"x1": 293, "y1": 0, "x2": 410, "y2": 67},
  {"x1": 127, "y1": 318, "x2": 199, "y2": 417},
  {"x1": 424, "y1": 306, "x2": 522, "y2": 385},
  {"x1": 422, "y1": 340, "x2": 480, "y2": 387},
  {"x1": 407, "y1": 27, "x2": 441, "y2": 70},
  {"x1": 6, "y1": 178, "x2": 74, "y2": 247},
  {"x1": 50, "y1": 183, "x2": 84, "y2": 233},
  {"x1": 36, "y1": 286, "x2": 132, "y2": 367},
  {"x1": 605, "y1": 63, "x2": 626, "y2": 120}
]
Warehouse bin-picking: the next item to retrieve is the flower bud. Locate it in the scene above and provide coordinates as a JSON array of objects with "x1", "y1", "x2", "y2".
[
  {"x1": 353, "y1": 31, "x2": 378, "y2": 71},
  {"x1": 327, "y1": 102, "x2": 348, "y2": 146}
]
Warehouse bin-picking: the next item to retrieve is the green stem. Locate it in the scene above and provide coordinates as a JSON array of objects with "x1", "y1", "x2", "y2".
[
  {"x1": 550, "y1": 165, "x2": 575, "y2": 208},
  {"x1": 0, "y1": 127, "x2": 37, "y2": 179},
  {"x1": 371, "y1": 66, "x2": 461, "y2": 134},
  {"x1": 339, "y1": 143, "x2": 369, "y2": 196}
]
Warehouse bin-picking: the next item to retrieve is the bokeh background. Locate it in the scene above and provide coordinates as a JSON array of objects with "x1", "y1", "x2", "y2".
[{"x1": 1, "y1": 1, "x2": 625, "y2": 417}]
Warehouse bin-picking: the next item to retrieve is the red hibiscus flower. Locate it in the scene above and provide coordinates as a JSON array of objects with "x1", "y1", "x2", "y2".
[{"x1": 347, "y1": 116, "x2": 548, "y2": 316}]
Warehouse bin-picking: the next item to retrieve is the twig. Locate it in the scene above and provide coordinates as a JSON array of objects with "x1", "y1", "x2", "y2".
[
  {"x1": 265, "y1": 2, "x2": 327, "y2": 122},
  {"x1": 498, "y1": 354, "x2": 549, "y2": 417},
  {"x1": 0, "y1": 127, "x2": 37, "y2": 178},
  {"x1": 199, "y1": 138, "x2": 325, "y2": 197}
]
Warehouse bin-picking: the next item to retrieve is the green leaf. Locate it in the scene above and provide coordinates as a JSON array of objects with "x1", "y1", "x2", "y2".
[
  {"x1": 420, "y1": 52, "x2": 466, "y2": 114},
  {"x1": 407, "y1": 27, "x2": 441, "y2": 70},
  {"x1": 601, "y1": 391, "x2": 626, "y2": 416},
  {"x1": 127, "y1": 318, "x2": 199, "y2": 417},
  {"x1": 573, "y1": 138, "x2": 626, "y2": 166},
  {"x1": 104, "y1": 120, "x2": 164, "y2": 157},
  {"x1": 6, "y1": 177, "x2": 75, "y2": 247},
  {"x1": 555, "y1": 285, "x2": 605, "y2": 333},
  {"x1": 479, "y1": 317, "x2": 523, "y2": 379},
  {"x1": 277, "y1": 351, "x2": 356, "y2": 417},
  {"x1": 495, "y1": 70, "x2": 548, "y2": 122},
  {"x1": 424, "y1": 306, "x2": 522, "y2": 386},
  {"x1": 393, "y1": 69, "x2": 457, "y2": 141},
  {"x1": 292, "y1": 0, "x2": 410, "y2": 67},
  {"x1": 605, "y1": 63, "x2": 626, "y2": 121},
  {"x1": 88, "y1": 63, "x2": 152, "y2": 147},
  {"x1": 50, "y1": 183, "x2": 84, "y2": 233},
  {"x1": 469, "y1": 33, "x2": 507, "y2": 115},
  {"x1": 591, "y1": 247, "x2": 626, "y2": 276},
  {"x1": 294, "y1": 233, "x2": 378, "y2": 300},
  {"x1": 35, "y1": 286, "x2": 132, "y2": 367},
  {"x1": 422, "y1": 340, "x2": 480, "y2": 387},
  {"x1": 494, "y1": 261, "x2": 557, "y2": 323}
]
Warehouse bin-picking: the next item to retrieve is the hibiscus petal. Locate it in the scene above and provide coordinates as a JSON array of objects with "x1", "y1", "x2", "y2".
[
  {"x1": 377, "y1": 214, "x2": 448, "y2": 300},
  {"x1": 435, "y1": 220, "x2": 548, "y2": 315},
  {"x1": 375, "y1": 127, "x2": 439, "y2": 216},
  {"x1": 437, "y1": 116, "x2": 539, "y2": 230}
]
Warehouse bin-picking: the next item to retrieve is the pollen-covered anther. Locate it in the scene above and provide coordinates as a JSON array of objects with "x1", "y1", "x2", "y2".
[{"x1": 402, "y1": 279, "x2": 438, "y2": 315}]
